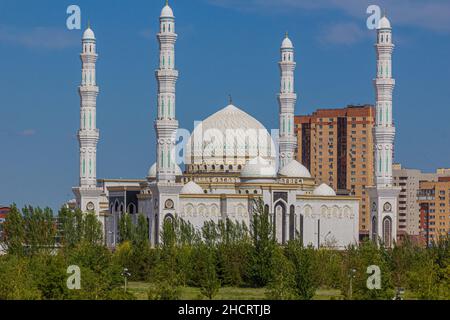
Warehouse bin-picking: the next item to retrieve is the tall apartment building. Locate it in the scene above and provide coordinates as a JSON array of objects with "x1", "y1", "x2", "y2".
[
  {"x1": 418, "y1": 177, "x2": 450, "y2": 245},
  {"x1": 393, "y1": 164, "x2": 450, "y2": 238},
  {"x1": 393, "y1": 164, "x2": 440, "y2": 237},
  {"x1": 295, "y1": 105, "x2": 375, "y2": 237}
]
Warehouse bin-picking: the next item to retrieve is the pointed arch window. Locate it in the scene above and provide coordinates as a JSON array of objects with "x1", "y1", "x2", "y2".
[
  {"x1": 83, "y1": 159, "x2": 86, "y2": 175},
  {"x1": 89, "y1": 112, "x2": 92, "y2": 129},
  {"x1": 161, "y1": 99, "x2": 165, "y2": 117},
  {"x1": 89, "y1": 159, "x2": 92, "y2": 175},
  {"x1": 382, "y1": 217, "x2": 392, "y2": 247}
]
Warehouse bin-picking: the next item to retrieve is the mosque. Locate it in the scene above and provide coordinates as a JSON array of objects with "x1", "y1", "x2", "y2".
[{"x1": 72, "y1": 2, "x2": 368, "y2": 249}]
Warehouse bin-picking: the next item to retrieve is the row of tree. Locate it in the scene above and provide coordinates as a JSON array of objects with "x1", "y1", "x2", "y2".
[{"x1": 1, "y1": 201, "x2": 449, "y2": 300}]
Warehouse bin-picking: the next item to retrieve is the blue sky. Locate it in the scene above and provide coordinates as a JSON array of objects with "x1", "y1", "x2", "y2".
[{"x1": 0, "y1": 0, "x2": 449, "y2": 210}]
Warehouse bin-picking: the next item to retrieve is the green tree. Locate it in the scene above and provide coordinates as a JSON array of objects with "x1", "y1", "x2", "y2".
[
  {"x1": 133, "y1": 214, "x2": 149, "y2": 246},
  {"x1": 340, "y1": 241, "x2": 394, "y2": 300},
  {"x1": 248, "y1": 198, "x2": 276, "y2": 287},
  {"x1": 83, "y1": 212, "x2": 103, "y2": 245},
  {"x1": 2, "y1": 204, "x2": 25, "y2": 256},
  {"x1": 119, "y1": 213, "x2": 133, "y2": 243},
  {"x1": 0, "y1": 255, "x2": 41, "y2": 300},
  {"x1": 58, "y1": 207, "x2": 84, "y2": 249},
  {"x1": 194, "y1": 243, "x2": 220, "y2": 300},
  {"x1": 265, "y1": 246, "x2": 296, "y2": 300},
  {"x1": 285, "y1": 240, "x2": 318, "y2": 300}
]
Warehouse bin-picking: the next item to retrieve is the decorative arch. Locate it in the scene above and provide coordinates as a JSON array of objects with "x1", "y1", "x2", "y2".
[
  {"x1": 289, "y1": 205, "x2": 296, "y2": 241},
  {"x1": 303, "y1": 205, "x2": 313, "y2": 218},
  {"x1": 198, "y1": 204, "x2": 207, "y2": 218},
  {"x1": 320, "y1": 205, "x2": 329, "y2": 219},
  {"x1": 184, "y1": 203, "x2": 195, "y2": 217},
  {"x1": 235, "y1": 204, "x2": 247, "y2": 218},
  {"x1": 343, "y1": 206, "x2": 352, "y2": 219},
  {"x1": 382, "y1": 216, "x2": 393, "y2": 247},
  {"x1": 127, "y1": 203, "x2": 136, "y2": 214},
  {"x1": 210, "y1": 204, "x2": 220, "y2": 218},
  {"x1": 332, "y1": 206, "x2": 340, "y2": 219},
  {"x1": 274, "y1": 200, "x2": 287, "y2": 244}
]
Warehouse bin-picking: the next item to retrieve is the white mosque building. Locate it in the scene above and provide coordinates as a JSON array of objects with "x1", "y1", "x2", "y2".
[{"x1": 72, "y1": 2, "x2": 370, "y2": 249}]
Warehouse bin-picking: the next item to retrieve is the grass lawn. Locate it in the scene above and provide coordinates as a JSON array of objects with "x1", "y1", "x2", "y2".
[{"x1": 128, "y1": 282, "x2": 343, "y2": 300}]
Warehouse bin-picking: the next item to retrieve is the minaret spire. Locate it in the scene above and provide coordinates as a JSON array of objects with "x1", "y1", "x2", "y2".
[
  {"x1": 79, "y1": 26, "x2": 99, "y2": 188},
  {"x1": 155, "y1": 0, "x2": 178, "y2": 182},
  {"x1": 368, "y1": 14, "x2": 400, "y2": 247},
  {"x1": 278, "y1": 33, "x2": 297, "y2": 169},
  {"x1": 73, "y1": 25, "x2": 103, "y2": 216}
]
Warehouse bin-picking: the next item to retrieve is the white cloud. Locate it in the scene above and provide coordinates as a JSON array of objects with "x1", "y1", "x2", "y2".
[
  {"x1": 0, "y1": 25, "x2": 78, "y2": 49},
  {"x1": 205, "y1": 0, "x2": 450, "y2": 33}
]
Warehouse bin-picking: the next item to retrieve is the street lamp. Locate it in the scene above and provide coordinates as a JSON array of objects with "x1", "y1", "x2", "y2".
[{"x1": 121, "y1": 268, "x2": 131, "y2": 293}]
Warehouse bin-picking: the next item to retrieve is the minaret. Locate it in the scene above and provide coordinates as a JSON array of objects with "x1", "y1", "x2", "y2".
[
  {"x1": 73, "y1": 25, "x2": 103, "y2": 216},
  {"x1": 78, "y1": 25, "x2": 99, "y2": 188},
  {"x1": 278, "y1": 33, "x2": 298, "y2": 169},
  {"x1": 155, "y1": 0, "x2": 179, "y2": 183},
  {"x1": 368, "y1": 15, "x2": 401, "y2": 247},
  {"x1": 146, "y1": 1, "x2": 183, "y2": 247}
]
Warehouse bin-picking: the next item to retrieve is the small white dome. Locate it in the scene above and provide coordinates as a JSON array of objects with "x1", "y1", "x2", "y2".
[
  {"x1": 147, "y1": 163, "x2": 182, "y2": 178},
  {"x1": 161, "y1": 4, "x2": 174, "y2": 18},
  {"x1": 313, "y1": 183, "x2": 337, "y2": 196},
  {"x1": 241, "y1": 157, "x2": 277, "y2": 179},
  {"x1": 82, "y1": 27, "x2": 95, "y2": 40},
  {"x1": 281, "y1": 36, "x2": 293, "y2": 49},
  {"x1": 279, "y1": 160, "x2": 312, "y2": 178},
  {"x1": 181, "y1": 181, "x2": 204, "y2": 195},
  {"x1": 378, "y1": 16, "x2": 391, "y2": 29}
]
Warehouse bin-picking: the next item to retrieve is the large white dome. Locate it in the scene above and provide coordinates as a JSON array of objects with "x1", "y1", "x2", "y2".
[
  {"x1": 185, "y1": 104, "x2": 276, "y2": 167},
  {"x1": 313, "y1": 183, "x2": 337, "y2": 196},
  {"x1": 279, "y1": 160, "x2": 311, "y2": 178}
]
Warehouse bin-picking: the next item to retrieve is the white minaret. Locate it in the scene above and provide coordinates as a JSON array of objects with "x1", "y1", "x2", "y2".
[
  {"x1": 278, "y1": 33, "x2": 298, "y2": 169},
  {"x1": 78, "y1": 25, "x2": 99, "y2": 188},
  {"x1": 155, "y1": 0, "x2": 179, "y2": 183},
  {"x1": 368, "y1": 15, "x2": 401, "y2": 247},
  {"x1": 147, "y1": 1, "x2": 183, "y2": 247},
  {"x1": 73, "y1": 25, "x2": 103, "y2": 216}
]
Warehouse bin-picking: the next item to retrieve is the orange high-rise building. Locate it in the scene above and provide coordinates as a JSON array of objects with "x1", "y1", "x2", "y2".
[{"x1": 295, "y1": 105, "x2": 375, "y2": 238}]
